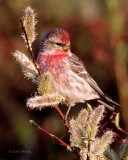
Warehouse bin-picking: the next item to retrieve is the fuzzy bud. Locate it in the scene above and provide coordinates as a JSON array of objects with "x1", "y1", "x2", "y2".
[
  {"x1": 26, "y1": 94, "x2": 65, "y2": 110},
  {"x1": 13, "y1": 50, "x2": 38, "y2": 80},
  {"x1": 21, "y1": 6, "x2": 37, "y2": 47}
]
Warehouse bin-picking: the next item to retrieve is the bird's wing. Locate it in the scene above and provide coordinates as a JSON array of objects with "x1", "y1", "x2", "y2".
[
  {"x1": 67, "y1": 53, "x2": 120, "y2": 107},
  {"x1": 67, "y1": 53, "x2": 105, "y2": 97}
]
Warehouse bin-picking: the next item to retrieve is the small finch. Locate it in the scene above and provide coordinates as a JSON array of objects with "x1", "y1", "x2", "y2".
[{"x1": 37, "y1": 28, "x2": 120, "y2": 111}]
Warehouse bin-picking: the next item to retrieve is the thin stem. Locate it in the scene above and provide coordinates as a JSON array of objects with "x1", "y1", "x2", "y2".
[
  {"x1": 54, "y1": 106, "x2": 69, "y2": 131},
  {"x1": 29, "y1": 120, "x2": 70, "y2": 148},
  {"x1": 101, "y1": 111, "x2": 128, "y2": 135},
  {"x1": 87, "y1": 155, "x2": 90, "y2": 160},
  {"x1": 87, "y1": 139, "x2": 91, "y2": 160},
  {"x1": 65, "y1": 106, "x2": 72, "y2": 121},
  {"x1": 54, "y1": 106, "x2": 65, "y2": 121},
  {"x1": 20, "y1": 18, "x2": 41, "y2": 76},
  {"x1": 115, "y1": 125, "x2": 128, "y2": 135},
  {"x1": 30, "y1": 120, "x2": 81, "y2": 157},
  {"x1": 114, "y1": 133, "x2": 126, "y2": 144},
  {"x1": 101, "y1": 112, "x2": 115, "y2": 130}
]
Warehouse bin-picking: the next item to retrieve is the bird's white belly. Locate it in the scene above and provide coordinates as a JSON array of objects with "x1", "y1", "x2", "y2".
[{"x1": 53, "y1": 70, "x2": 99, "y2": 106}]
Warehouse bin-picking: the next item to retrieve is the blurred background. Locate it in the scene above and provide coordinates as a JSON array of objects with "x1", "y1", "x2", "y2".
[{"x1": 0, "y1": 0, "x2": 128, "y2": 159}]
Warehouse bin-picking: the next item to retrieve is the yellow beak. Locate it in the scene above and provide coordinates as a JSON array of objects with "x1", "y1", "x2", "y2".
[{"x1": 62, "y1": 45, "x2": 70, "y2": 52}]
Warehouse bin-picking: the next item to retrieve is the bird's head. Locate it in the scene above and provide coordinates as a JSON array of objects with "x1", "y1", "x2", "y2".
[{"x1": 39, "y1": 28, "x2": 71, "y2": 54}]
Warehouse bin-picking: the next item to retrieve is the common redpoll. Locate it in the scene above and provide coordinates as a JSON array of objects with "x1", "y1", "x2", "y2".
[{"x1": 37, "y1": 28, "x2": 120, "y2": 110}]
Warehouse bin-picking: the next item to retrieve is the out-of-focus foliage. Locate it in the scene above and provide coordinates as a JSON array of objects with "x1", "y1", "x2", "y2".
[{"x1": 0, "y1": 0, "x2": 128, "y2": 160}]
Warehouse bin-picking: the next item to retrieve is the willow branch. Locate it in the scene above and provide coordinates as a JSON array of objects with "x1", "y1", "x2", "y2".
[
  {"x1": 29, "y1": 120, "x2": 71, "y2": 148},
  {"x1": 54, "y1": 106, "x2": 69, "y2": 131},
  {"x1": 20, "y1": 18, "x2": 40, "y2": 75}
]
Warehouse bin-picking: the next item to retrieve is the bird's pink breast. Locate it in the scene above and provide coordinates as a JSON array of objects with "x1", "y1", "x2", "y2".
[{"x1": 38, "y1": 50, "x2": 69, "y2": 71}]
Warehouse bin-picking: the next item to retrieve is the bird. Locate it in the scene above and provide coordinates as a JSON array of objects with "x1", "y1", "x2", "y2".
[{"x1": 37, "y1": 28, "x2": 120, "y2": 113}]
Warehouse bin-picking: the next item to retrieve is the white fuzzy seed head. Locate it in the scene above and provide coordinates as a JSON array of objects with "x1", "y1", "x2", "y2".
[
  {"x1": 13, "y1": 50, "x2": 38, "y2": 80},
  {"x1": 21, "y1": 6, "x2": 37, "y2": 47},
  {"x1": 26, "y1": 94, "x2": 65, "y2": 110}
]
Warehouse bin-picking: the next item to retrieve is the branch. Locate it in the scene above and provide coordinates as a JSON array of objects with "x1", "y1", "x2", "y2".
[
  {"x1": 54, "y1": 106, "x2": 69, "y2": 131},
  {"x1": 29, "y1": 119, "x2": 81, "y2": 159},
  {"x1": 112, "y1": 112, "x2": 128, "y2": 135},
  {"x1": 101, "y1": 112, "x2": 115, "y2": 130},
  {"x1": 101, "y1": 112, "x2": 128, "y2": 136},
  {"x1": 20, "y1": 18, "x2": 41, "y2": 76},
  {"x1": 29, "y1": 120, "x2": 71, "y2": 149},
  {"x1": 114, "y1": 124, "x2": 128, "y2": 135}
]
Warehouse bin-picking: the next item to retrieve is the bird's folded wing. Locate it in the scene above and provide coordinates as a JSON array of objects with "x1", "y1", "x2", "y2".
[{"x1": 68, "y1": 53, "x2": 120, "y2": 107}]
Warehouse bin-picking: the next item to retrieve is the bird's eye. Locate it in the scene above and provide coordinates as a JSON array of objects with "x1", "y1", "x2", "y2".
[{"x1": 55, "y1": 42, "x2": 63, "y2": 46}]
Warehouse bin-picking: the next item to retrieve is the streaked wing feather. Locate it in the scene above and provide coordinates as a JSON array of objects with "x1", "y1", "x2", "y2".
[
  {"x1": 68, "y1": 53, "x2": 105, "y2": 96},
  {"x1": 68, "y1": 53, "x2": 120, "y2": 107}
]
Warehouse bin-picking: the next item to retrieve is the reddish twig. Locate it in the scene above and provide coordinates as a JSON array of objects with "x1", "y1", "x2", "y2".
[
  {"x1": 54, "y1": 106, "x2": 69, "y2": 131},
  {"x1": 29, "y1": 120, "x2": 71, "y2": 148},
  {"x1": 101, "y1": 112, "x2": 115, "y2": 130},
  {"x1": 114, "y1": 132, "x2": 127, "y2": 144},
  {"x1": 20, "y1": 18, "x2": 41, "y2": 76},
  {"x1": 29, "y1": 120, "x2": 81, "y2": 158},
  {"x1": 54, "y1": 106, "x2": 65, "y2": 121},
  {"x1": 114, "y1": 124, "x2": 128, "y2": 135},
  {"x1": 53, "y1": 106, "x2": 81, "y2": 158},
  {"x1": 111, "y1": 112, "x2": 128, "y2": 135},
  {"x1": 101, "y1": 111, "x2": 128, "y2": 136}
]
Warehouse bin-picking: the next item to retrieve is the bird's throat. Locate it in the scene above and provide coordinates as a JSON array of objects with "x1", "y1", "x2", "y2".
[{"x1": 40, "y1": 50, "x2": 70, "y2": 60}]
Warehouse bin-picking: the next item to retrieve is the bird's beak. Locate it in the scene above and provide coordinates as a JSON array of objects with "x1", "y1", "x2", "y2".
[{"x1": 62, "y1": 44, "x2": 70, "y2": 52}]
